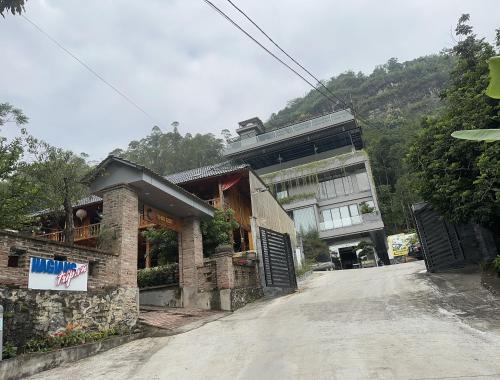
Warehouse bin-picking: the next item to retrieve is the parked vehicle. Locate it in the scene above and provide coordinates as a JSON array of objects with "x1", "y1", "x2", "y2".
[
  {"x1": 312, "y1": 262, "x2": 335, "y2": 271},
  {"x1": 408, "y1": 242, "x2": 424, "y2": 260}
]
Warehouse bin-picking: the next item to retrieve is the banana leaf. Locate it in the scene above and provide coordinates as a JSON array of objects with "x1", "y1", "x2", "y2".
[{"x1": 451, "y1": 129, "x2": 500, "y2": 141}]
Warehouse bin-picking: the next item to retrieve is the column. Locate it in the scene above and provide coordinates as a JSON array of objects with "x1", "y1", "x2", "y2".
[{"x1": 101, "y1": 185, "x2": 139, "y2": 288}]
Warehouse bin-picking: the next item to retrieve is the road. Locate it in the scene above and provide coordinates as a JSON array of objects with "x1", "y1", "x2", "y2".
[{"x1": 30, "y1": 261, "x2": 500, "y2": 380}]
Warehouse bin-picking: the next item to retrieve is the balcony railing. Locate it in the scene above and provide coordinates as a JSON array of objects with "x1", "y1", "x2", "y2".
[
  {"x1": 319, "y1": 212, "x2": 382, "y2": 232},
  {"x1": 204, "y1": 198, "x2": 229, "y2": 209},
  {"x1": 37, "y1": 223, "x2": 101, "y2": 243},
  {"x1": 224, "y1": 110, "x2": 354, "y2": 155}
]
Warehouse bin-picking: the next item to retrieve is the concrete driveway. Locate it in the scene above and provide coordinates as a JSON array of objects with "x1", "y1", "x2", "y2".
[{"x1": 30, "y1": 261, "x2": 500, "y2": 380}]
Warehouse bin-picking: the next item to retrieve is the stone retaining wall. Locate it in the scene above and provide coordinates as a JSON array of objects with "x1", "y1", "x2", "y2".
[
  {"x1": 1, "y1": 286, "x2": 138, "y2": 348},
  {"x1": 0, "y1": 231, "x2": 139, "y2": 349}
]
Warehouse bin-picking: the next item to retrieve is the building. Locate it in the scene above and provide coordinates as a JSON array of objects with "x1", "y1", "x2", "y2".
[
  {"x1": 223, "y1": 110, "x2": 389, "y2": 266},
  {"x1": 33, "y1": 156, "x2": 299, "y2": 293}
]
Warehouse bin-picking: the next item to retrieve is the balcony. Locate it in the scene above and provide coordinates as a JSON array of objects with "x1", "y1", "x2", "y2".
[
  {"x1": 224, "y1": 110, "x2": 354, "y2": 156},
  {"x1": 319, "y1": 212, "x2": 384, "y2": 239},
  {"x1": 37, "y1": 223, "x2": 101, "y2": 243}
]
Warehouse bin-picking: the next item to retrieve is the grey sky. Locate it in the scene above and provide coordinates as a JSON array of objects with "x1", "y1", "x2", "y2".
[{"x1": 1, "y1": 0, "x2": 499, "y2": 161}]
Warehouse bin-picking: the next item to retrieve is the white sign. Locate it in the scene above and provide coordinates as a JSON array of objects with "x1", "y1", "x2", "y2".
[{"x1": 28, "y1": 257, "x2": 88, "y2": 292}]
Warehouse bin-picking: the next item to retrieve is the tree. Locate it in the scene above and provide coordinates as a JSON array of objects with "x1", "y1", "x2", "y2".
[
  {"x1": 0, "y1": 103, "x2": 38, "y2": 229},
  {"x1": 0, "y1": 0, "x2": 26, "y2": 17},
  {"x1": 26, "y1": 143, "x2": 91, "y2": 244},
  {"x1": 408, "y1": 15, "x2": 500, "y2": 227},
  {"x1": 200, "y1": 208, "x2": 239, "y2": 257},
  {"x1": 142, "y1": 228, "x2": 178, "y2": 265},
  {"x1": 111, "y1": 126, "x2": 225, "y2": 176},
  {"x1": 301, "y1": 230, "x2": 329, "y2": 262}
]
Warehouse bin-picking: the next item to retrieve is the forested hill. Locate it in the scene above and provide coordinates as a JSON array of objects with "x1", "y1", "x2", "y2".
[
  {"x1": 264, "y1": 54, "x2": 455, "y2": 234},
  {"x1": 266, "y1": 54, "x2": 453, "y2": 132},
  {"x1": 112, "y1": 54, "x2": 454, "y2": 234}
]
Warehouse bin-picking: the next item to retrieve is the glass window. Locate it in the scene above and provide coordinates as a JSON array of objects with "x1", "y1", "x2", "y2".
[
  {"x1": 320, "y1": 209, "x2": 333, "y2": 230},
  {"x1": 349, "y1": 204, "x2": 362, "y2": 224},
  {"x1": 343, "y1": 176, "x2": 353, "y2": 194},
  {"x1": 331, "y1": 208, "x2": 342, "y2": 228},
  {"x1": 356, "y1": 172, "x2": 371, "y2": 192},
  {"x1": 339, "y1": 206, "x2": 351, "y2": 227},
  {"x1": 293, "y1": 207, "x2": 317, "y2": 233},
  {"x1": 334, "y1": 178, "x2": 345, "y2": 196},
  {"x1": 318, "y1": 179, "x2": 335, "y2": 199},
  {"x1": 276, "y1": 183, "x2": 288, "y2": 200}
]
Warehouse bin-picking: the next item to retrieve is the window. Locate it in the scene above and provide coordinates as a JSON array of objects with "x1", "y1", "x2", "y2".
[
  {"x1": 89, "y1": 261, "x2": 97, "y2": 277},
  {"x1": 8, "y1": 247, "x2": 25, "y2": 268},
  {"x1": 8, "y1": 256, "x2": 19, "y2": 268},
  {"x1": 293, "y1": 207, "x2": 317, "y2": 233},
  {"x1": 356, "y1": 172, "x2": 371, "y2": 192},
  {"x1": 275, "y1": 183, "x2": 288, "y2": 200},
  {"x1": 320, "y1": 203, "x2": 363, "y2": 231}
]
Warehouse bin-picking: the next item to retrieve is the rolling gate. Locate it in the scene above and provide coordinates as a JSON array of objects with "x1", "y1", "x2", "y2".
[{"x1": 259, "y1": 227, "x2": 297, "y2": 289}]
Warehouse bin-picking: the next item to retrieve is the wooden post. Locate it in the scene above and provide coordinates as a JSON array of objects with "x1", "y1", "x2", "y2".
[
  {"x1": 145, "y1": 240, "x2": 151, "y2": 268},
  {"x1": 218, "y1": 180, "x2": 224, "y2": 209}
]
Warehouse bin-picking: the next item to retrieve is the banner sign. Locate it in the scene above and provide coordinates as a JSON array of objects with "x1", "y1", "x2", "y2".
[
  {"x1": 28, "y1": 257, "x2": 88, "y2": 291},
  {"x1": 387, "y1": 233, "x2": 417, "y2": 258}
]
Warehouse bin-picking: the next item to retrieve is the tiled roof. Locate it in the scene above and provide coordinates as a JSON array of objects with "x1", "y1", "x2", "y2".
[
  {"x1": 166, "y1": 161, "x2": 249, "y2": 184},
  {"x1": 31, "y1": 195, "x2": 103, "y2": 217}
]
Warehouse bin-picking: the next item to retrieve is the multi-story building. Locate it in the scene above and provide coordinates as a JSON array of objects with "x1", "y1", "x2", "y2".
[{"x1": 223, "y1": 110, "x2": 389, "y2": 266}]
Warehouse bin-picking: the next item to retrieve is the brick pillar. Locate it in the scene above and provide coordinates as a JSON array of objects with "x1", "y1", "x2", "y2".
[
  {"x1": 214, "y1": 245, "x2": 235, "y2": 311},
  {"x1": 179, "y1": 217, "x2": 203, "y2": 307},
  {"x1": 214, "y1": 248, "x2": 235, "y2": 289},
  {"x1": 101, "y1": 185, "x2": 138, "y2": 288}
]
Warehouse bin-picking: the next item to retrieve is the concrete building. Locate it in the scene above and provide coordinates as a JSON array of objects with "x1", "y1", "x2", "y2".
[{"x1": 223, "y1": 110, "x2": 389, "y2": 266}]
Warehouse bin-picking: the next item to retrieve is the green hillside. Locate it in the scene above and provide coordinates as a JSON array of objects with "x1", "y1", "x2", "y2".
[{"x1": 265, "y1": 54, "x2": 455, "y2": 234}]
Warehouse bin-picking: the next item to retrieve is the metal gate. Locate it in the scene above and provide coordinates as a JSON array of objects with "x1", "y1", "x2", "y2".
[
  {"x1": 259, "y1": 227, "x2": 297, "y2": 289},
  {"x1": 412, "y1": 202, "x2": 465, "y2": 272}
]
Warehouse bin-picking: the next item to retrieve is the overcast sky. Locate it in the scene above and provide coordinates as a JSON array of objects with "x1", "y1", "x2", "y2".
[{"x1": 1, "y1": 0, "x2": 499, "y2": 161}]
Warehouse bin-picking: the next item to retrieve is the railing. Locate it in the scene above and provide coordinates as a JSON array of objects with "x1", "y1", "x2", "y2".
[
  {"x1": 224, "y1": 110, "x2": 354, "y2": 155},
  {"x1": 37, "y1": 223, "x2": 101, "y2": 242},
  {"x1": 139, "y1": 215, "x2": 155, "y2": 229},
  {"x1": 319, "y1": 212, "x2": 383, "y2": 232},
  {"x1": 204, "y1": 198, "x2": 229, "y2": 209}
]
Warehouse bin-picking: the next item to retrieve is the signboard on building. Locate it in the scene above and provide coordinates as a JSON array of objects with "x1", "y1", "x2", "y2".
[
  {"x1": 28, "y1": 257, "x2": 88, "y2": 291},
  {"x1": 387, "y1": 233, "x2": 417, "y2": 258}
]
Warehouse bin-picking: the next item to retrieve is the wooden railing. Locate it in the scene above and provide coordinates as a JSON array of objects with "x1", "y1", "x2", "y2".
[
  {"x1": 205, "y1": 198, "x2": 229, "y2": 209},
  {"x1": 37, "y1": 223, "x2": 101, "y2": 243},
  {"x1": 139, "y1": 215, "x2": 155, "y2": 229}
]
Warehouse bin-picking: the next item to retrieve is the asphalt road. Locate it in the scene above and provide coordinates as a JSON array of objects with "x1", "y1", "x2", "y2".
[{"x1": 30, "y1": 261, "x2": 500, "y2": 380}]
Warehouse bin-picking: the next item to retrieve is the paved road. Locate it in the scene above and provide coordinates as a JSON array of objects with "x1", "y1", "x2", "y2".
[{"x1": 31, "y1": 261, "x2": 500, "y2": 380}]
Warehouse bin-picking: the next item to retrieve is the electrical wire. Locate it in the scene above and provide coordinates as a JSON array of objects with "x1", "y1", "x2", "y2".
[
  {"x1": 21, "y1": 15, "x2": 159, "y2": 124},
  {"x1": 224, "y1": 0, "x2": 352, "y2": 111},
  {"x1": 201, "y1": 0, "x2": 345, "y2": 109}
]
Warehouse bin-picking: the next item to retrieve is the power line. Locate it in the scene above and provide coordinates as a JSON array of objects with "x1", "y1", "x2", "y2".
[
  {"x1": 201, "y1": 0, "x2": 344, "y2": 109},
  {"x1": 21, "y1": 15, "x2": 158, "y2": 124},
  {"x1": 224, "y1": 0, "x2": 352, "y2": 111}
]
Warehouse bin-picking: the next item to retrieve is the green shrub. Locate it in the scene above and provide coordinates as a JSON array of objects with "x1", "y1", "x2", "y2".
[
  {"x1": 493, "y1": 255, "x2": 500, "y2": 271},
  {"x1": 22, "y1": 325, "x2": 119, "y2": 354},
  {"x1": 2, "y1": 342, "x2": 17, "y2": 359},
  {"x1": 137, "y1": 263, "x2": 179, "y2": 288}
]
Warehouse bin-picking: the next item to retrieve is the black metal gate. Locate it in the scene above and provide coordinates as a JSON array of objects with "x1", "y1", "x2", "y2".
[
  {"x1": 412, "y1": 202, "x2": 465, "y2": 272},
  {"x1": 259, "y1": 227, "x2": 297, "y2": 289}
]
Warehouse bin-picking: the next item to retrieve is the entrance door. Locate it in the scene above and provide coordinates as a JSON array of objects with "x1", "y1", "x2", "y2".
[
  {"x1": 339, "y1": 247, "x2": 358, "y2": 269},
  {"x1": 259, "y1": 227, "x2": 297, "y2": 289}
]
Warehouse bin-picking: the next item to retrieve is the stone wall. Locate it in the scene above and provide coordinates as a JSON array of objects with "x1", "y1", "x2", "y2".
[
  {"x1": 230, "y1": 287, "x2": 264, "y2": 311},
  {"x1": 197, "y1": 259, "x2": 217, "y2": 292},
  {"x1": 0, "y1": 231, "x2": 139, "y2": 348},
  {"x1": 1, "y1": 287, "x2": 138, "y2": 348},
  {"x1": 234, "y1": 263, "x2": 258, "y2": 288}
]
